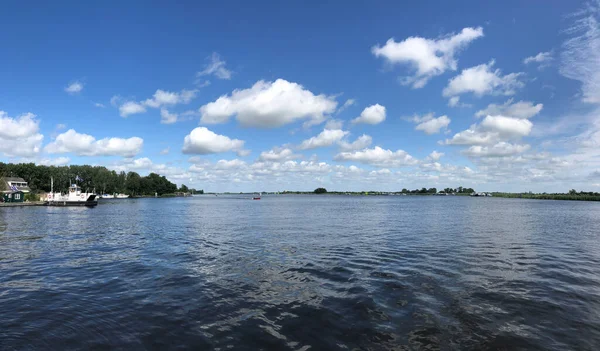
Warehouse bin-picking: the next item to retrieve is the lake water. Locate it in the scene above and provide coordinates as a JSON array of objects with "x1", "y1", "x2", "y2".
[{"x1": 2, "y1": 195, "x2": 600, "y2": 350}]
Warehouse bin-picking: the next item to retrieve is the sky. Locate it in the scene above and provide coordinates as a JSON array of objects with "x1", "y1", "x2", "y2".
[{"x1": 1, "y1": 0, "x2": 600, "y2": 192}]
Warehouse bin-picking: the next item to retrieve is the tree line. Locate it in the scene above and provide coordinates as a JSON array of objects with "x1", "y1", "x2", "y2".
[
  {"x1": 400, "y1": 187, "x2": 475, "y2": 194},
  {"x1": 0, "y1": 162, "x2": 200, "y2": 196}
]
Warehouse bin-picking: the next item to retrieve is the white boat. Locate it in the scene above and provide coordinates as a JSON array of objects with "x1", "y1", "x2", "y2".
[
  {"x1": 100, "y1": 194, "x2": 114, "y2": 199},
  {"x1": 114, "y1": 193, "x2": 129, "y2": 199},
  {"x1": 45, "y1": 178, "x2": 98, "y2": 207}
]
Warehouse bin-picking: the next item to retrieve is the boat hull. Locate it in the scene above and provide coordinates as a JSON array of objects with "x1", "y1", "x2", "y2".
[{"x1": 45, "y1": 200, "x2": 98, "y2": 207}]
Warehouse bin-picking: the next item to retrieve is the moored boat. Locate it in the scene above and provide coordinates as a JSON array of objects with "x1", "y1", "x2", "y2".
[
  {"x1": 114, "y1": 193, "x2": 129, "y2": 199},
  {"x1": 45, "y1": 178, "x2": 98, "y2": 207},
  {"x1": 252, "y1": 192, "x2": 261, "y2": 200}
]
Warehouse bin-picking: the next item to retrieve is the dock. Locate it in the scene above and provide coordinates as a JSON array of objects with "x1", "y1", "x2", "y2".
[{"x1": 0, "y1": 202, "x2": 46, "y2": 207}]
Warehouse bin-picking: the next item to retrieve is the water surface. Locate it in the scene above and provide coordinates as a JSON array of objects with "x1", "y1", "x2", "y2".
[{"x1": 2, "y1": 195, "x2": 600, "y2": 350}]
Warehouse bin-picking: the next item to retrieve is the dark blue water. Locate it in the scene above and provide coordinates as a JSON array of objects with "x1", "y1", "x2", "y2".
[{"x1": 2, "y1": 196, "x2": 600, "y2": 350}]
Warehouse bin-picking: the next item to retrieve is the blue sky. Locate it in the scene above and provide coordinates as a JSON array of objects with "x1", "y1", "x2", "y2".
[{"x1": 1, "y1": 0, "x2": 599, "y2": 192}]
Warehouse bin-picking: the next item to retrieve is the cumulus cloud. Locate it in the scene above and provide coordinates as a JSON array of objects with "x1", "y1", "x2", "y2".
[
  {"x1": 116, "y1": 89, "x2": 197, "y2": 118},
  {"x1": 65, "y1": 81, "x2": 83, "y2": 94},
  {"x1": 182, "y1": 127, "x2": 246, "y2": 156},
  {"x1": 427, "y1": 150, "x2": 444, "y2": 161},
  {"x1": 480, "y1": 115, "x2": 533, "y2": 137},
  {"x1": 298, "y1": 129, "x2": 349, "y2": 150},
  {"x1": 475, "y1": 99, "x2": 543, "y2": 119},
  {"x1": 160, "y1": 109, "x2": 178, "y2": 124},
  {"x1": 560, "y1": 1, "x2": 600, "y2": 104},
  {"x1": 443, "y1": 60, "x2": 525, "y2": 99},
  {"x1": 197, "y1": 52, "x2": 233, "y2": 80},
  {"x1": 448, "y1": 96, "x2": 461, "y2": 107},
  {"x1": 351, "y1": 104, "x2": 386, "y2": 125},
  {"x1": 199, "y1": 79, "x2": 337, "y2": 127},
  {"x1": 372, "y1": 27, "x2": 484, "y2": 88},
  {"x1": 462, "y1": 142, "x2": 531, "y2": 157},
  {"x1": 38, "y1": 157, "x2": 71, "y2": 166},
  {"x1": 45, "y1": 129, "x2": 143, "y2": 157},
  {"x1": 143, "y1": 89, "x2": 197, "y2": 108},
  {"x1": 119, "y1": 101, "x2": 147, "y2": 117},
  {"x1": 444, "y1": 115, "x2": 533, "y2": 146},
  {"x1": 334, "y1": 146, "x2": 417, "y2": 167},
  {"x1": 324, "y1": 119, "x2": 344, "y2": 130},
  {"x1": 0, "y1": 111, "x2": 43, "y2": 157},
  {"x1": 258, "y1": 147, "x2": 301, "y2": 162},
  {"x1": 523, "y1": 51, "x2": 553, "y2": 69},
  {"x1": 94, "y1": 102, "x2": 105, "y2": 108},
  {"x1": 339, "y1": 134, "x2": 373, "y2": 151},
  {"x1": 410, "y1": 113, "x2": 451, "y2": 134},
  {"x1": 160, "y1": 147, "x2": 170, "y2": 155}
]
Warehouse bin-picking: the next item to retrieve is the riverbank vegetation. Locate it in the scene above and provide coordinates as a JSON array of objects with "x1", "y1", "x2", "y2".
[
  {"x1": 0, "y1": 162, "x2": 188, "y2": 196},
  {"x1": 492, "y1": 191, "x2": 600, "y2": 201}
]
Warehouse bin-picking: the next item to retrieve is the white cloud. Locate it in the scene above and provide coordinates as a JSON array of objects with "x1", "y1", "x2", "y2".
[
  {"x1": 197, "y1": 52, "x2": 232, "y2": 80},
  {"x1": 428, "y1": 151, "x2": 444, "y2": 161},
  {"x1": 337, "y1": 99, "x2": 356, "y2": 114},
  {"x1": 334, "y1": 146, "x2": 417, "y2": 167},
  {"x1": 480, "y1": 115, "x2": 533, "y2": 137},
  {"x1": 298, "y1": 129, "x2": 349, "y2": 150},
  {"x1": 65, "y1": 81, "x2": 83, "y2": 94},
  {"x1": 339, "y1": 134, "x2": 373, "y2": 151},
  {"x1": 258, "y1": 147, "x2": 300, "y2": 162},
  {"x1": 560, "y1": 1, "x2": 600, "y2": 104},
  {"x1": 443, "y1": 60, "x2": 525, "y2": 99},
  {"x1": 160, "y1": 147, "x2": 170, "y2": 155},
  {"x1": 372, "y1": 27, "x2": 484, "y2": 88},
  {"x1": 110, "y1": 95, "x2": 122, "y2": 107},
  {"x1": 0, "y1": 111, "x2": 40, "y2": 140},
  {"x1": 182, "y1": 127, "x2": 246, "y2": 155},
  {"x1": 523, "y1": 51, "x2": 553, "y2": 68},
  {"x1": 45, "y1": 129, "x2": 143, "y2": 157},
  {"x1": 411, "y1": 114, "x2": 451, "y2": 134},
  {"x1": 475, "y1": 99, "x2": 543, "y2": 119},
  {"x1": 444, "y1": 115, "x2": 533, "y2": 146},
  {"x1": 143, "y1": 89, "x2": 197, "y2": 108},
  {"x1": 38, "y1": 157, "x2": 71, "y2": 166},
  {"x1": 463, "y1": 142, "x2": 531, "y2": 157},
  {"x1": 324, "y1": 119, "x2": 344, "y2": 130},
  {"x1": 448, "y1": 96, "x2": 461, "y2": 107},
  {"x1": 199, "y1": 79, "x2": 337, "y2": 127},
  {"x1": 106, "y1": 158, "x2": 193, "y2": 185},
  {"x1": 94, "y1": 102, "x2": 106, "y2": 108},
  {"x1": 160, "y1": 109, "x2": 178, "y2": 124},
  {"x1": 115, "y1": 89, "x2": 197, "y2": 118},
  {"x1": 0, "y1": 111, "x2": 44, "y2": 157},
  {"x1": 119, "y1": 101, "x2": 147, "y2": 117},
  {"x1": 351, "y1": 104, "x2": 386, "y2": 125}
]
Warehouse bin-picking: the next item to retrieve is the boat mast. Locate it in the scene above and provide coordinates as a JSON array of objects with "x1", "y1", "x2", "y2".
[{"x1": 51, "y1": 176, "x2": 54, "y2": 201}]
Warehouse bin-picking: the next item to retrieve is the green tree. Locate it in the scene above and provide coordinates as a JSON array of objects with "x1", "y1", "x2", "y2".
[
  {"x1": 179, "y1": 184, "x2": 189, "y2": 193},
  {"x1": 314, "y1": 187, "x2": 327, "y2": 194}
]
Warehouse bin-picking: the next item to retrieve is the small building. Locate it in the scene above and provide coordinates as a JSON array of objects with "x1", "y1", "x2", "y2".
[
  {"x1": 2, "y1": 177, "x2": 31, "y2": 193},
  {"x1": 2, "y1": 191, "x2": 25, "y2": 203}
]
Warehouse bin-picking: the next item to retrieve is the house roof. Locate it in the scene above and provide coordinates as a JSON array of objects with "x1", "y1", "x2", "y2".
[
  {"x1": 3, "y1": 177, "x2": 27, "y2": 182},
  {"x1": 1, "y1": 177, "x2": 31, "y2": 192}
]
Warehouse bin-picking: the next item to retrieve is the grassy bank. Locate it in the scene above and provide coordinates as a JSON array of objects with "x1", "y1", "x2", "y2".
[{"x1": 493, "y1": 193, "x2": 600, "y2": 201}]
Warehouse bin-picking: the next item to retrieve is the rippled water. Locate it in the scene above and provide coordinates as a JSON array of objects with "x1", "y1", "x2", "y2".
[{"x1": 2, "y1": 196, "x2": 600, "y2": 350}]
